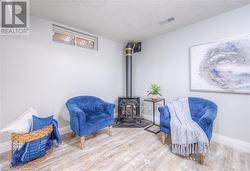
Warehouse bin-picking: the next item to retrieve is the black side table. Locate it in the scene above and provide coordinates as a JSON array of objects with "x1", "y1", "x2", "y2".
[{"x1": 144, "y1": 98, "x2": 165, "y2": 134}]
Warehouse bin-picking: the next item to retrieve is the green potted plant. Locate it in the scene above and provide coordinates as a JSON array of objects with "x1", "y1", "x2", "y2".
[{"x1": 147, "y1": 83, "x2": 162, "y2": 100}]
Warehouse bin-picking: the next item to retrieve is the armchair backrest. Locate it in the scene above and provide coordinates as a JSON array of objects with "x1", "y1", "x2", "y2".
[
  {"x1": 189, "y1": 97, "x2": 217, "y2": 119},
  {"x1": 66, "y1": 96, "x2": 105, "y2": 113}
]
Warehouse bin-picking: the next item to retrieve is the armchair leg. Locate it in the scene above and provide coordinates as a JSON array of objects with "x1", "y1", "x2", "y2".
[
  {"x1": 108, "y1": 126, "x2": 112, "y2": 136},
  {"x1": 199, "y1": 153, "x2": 205, "y2": 164},
  {"x1": 80, "y1": 136, "x2": 85, "y2": 149},
  {"x1": 70, "y1": 132, "x2": 76, "y2": 137},
  {"x1": 161, "y1": 132, "x2": 166, "y2": 145}
]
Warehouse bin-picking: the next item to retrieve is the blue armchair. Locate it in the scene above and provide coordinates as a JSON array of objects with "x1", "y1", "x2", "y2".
[
  {"x1": 158, "y1": 97, "x2": 217, "y2": 143},
  {"x1": 158, "y1": 97, "x2": 217, "y2": 163},
  {"x1": 66, "y1": 96, "x2": 115, "y2": 149}
]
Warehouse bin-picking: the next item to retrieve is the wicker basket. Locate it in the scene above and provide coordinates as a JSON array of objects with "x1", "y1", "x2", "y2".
[{"x1": 11, "y1": 124, "x2": 53, "y2": 169}]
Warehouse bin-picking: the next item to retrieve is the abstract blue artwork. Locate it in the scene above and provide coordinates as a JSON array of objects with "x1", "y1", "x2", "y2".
[{"x1": 190, "y1": 34, "x2": 250, "y2": 94}]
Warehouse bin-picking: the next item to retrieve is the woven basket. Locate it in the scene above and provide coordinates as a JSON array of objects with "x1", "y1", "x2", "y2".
[{"x1": 11, "y1": 124, "x2": 53, "y2": 169}]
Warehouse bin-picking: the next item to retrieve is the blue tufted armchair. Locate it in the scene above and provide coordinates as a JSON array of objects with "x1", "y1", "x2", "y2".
[
  {"x1": 66, "y1": 96, "x2": 115, "y2": 149},
  {"x1": 158, "y1": 97, "x2": 217, "y2": 163}
]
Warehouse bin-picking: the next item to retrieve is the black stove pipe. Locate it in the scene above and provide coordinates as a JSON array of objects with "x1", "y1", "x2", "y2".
[
  {"x1": 125, "y1": 43, "x2": 134, "y2": 97},
  {"x1": 125, "y1": 42, "x2": 141, "y2": 97}
]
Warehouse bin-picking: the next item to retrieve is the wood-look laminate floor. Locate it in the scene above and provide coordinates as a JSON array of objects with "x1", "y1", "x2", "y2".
[{"x1": 0, "y1": 128, "x2": 249, "y2": 171}]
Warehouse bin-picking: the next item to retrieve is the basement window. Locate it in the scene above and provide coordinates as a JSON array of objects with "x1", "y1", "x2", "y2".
[
  {"x1": 53, "y1": 32, "x2": 75, "y2": 45},
  {"x1": 52, "y1": 24, "x2": 98, "y2": 50}
]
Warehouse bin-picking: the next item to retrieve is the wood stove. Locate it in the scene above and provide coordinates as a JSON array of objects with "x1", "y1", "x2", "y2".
[
  {"x1": 117, "y1": 42, "x2": 142, "y2": 126},
  {"x1": 117, "y1": 96, "x2": 140, "y2": 124}
]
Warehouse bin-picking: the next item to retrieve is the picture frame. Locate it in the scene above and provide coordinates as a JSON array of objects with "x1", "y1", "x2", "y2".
[{"x1": 189, "y1": 34, "x2": 250, "y2": 94}]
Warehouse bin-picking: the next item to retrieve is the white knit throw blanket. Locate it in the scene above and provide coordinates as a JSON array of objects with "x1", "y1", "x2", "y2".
[{"x1": 168, "y1": 97, "x2": 209, "y2": 156}]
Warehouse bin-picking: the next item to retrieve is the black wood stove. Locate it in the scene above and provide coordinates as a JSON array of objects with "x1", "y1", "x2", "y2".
[
  {"x1": 117, "y1": 96, "x2": 140, "y2": 124},
  {"x1": 117, "y1": 42, "x2": 142, "y2": 126}
]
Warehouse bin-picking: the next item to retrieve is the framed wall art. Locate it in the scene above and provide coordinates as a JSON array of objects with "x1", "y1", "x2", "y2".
[{"x1": 190, "y1": 34, "x2": 250, "y2": 94}]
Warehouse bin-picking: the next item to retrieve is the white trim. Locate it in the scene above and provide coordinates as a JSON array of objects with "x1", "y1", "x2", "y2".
[
  {"x1": 212, "y1": 133, "x2": 250, "y2": 153},
  {"x1": 0, "y1": 125, "x2": 249, "y2": 154},
  {"x1": 59, "y1": 125, "x2": 71, "y2": 135},
  {"x1": 0, "y1": 126, "x2": 72, "y2": 154},
  {"x1": 0, "y1": 141, "x2": 11, "y2": 154}
]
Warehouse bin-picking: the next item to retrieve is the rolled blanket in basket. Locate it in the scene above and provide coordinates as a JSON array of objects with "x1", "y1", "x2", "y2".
[
  {"x1": 12, "y1": 117, "x2": 62, "y2": 167},
  {"x1": 51, "y1": 119, "x2": 62, "y2": 145},
  {"x1": 168, "y1": 97, "x2": 209, "y2": 156}
]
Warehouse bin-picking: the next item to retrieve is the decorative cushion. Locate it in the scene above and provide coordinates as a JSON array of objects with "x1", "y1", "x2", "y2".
[
  {"x1": 0, "y1": 107, "x2": 38, "y2": 133},
  {"x1": 21, "y1": 115, "x2": 54, "y2": 163},
  {"x1": 32, "y1": 115, "x2": 54, "y2": 131}
]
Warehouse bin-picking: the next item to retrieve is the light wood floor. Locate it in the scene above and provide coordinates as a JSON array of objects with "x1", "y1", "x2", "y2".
[{"x1": 0, "y1": 128, "x2": 249, "y2": 171}]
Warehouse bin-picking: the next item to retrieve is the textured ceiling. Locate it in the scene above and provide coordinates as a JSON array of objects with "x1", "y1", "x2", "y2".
[{"x1": 30, "y1": 0, "x2": 250, "y2": 42}]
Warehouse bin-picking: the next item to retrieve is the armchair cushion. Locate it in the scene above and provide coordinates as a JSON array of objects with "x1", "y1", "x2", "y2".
[{"x1": 86, "y1": 113, "x2": 110, "y2": 122}]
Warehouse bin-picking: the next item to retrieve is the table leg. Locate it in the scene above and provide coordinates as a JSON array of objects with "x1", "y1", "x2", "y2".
[{"x1": 153, "y1": 102, "x2": 155, "y2": 124}]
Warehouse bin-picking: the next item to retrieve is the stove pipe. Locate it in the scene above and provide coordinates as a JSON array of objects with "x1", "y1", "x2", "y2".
[{"x1": 125, "y1": 42, "x2": 141, "y2": 97}]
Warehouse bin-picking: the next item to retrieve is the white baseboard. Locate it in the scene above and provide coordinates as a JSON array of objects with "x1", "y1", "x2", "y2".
[
  {"x1": 0, "y1": 141, "x2": 11, "y2": 154},
  {"x1": 1, "y1": 125, "x2": 249, "y2": 154},
  {"x1": 59, "y1": 125, "x2": 71, "y2": 135},
  {"x1": 0, "y1": 126, "x2": 72, "y2": 154},
  {"x1": 212, "y1": 133, "x2": 250, "y2": 153}
]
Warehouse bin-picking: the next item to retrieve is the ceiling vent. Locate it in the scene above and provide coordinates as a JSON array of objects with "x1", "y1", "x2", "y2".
[{"x1": 159, "y1": 17, "x2": 175, "y2": 26}]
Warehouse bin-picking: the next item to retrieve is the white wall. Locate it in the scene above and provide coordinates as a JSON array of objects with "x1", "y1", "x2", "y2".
[
  {"x1": 134, "y1": 5, "x2": 250, "y2": 143},
  {"x1": 0, "y1": 16, "x2": 123, "y2": 142},
  {"x1": 0, "y1": 36, "x2": 2, "y2": 130}
]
